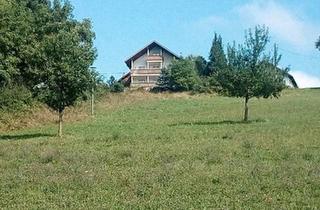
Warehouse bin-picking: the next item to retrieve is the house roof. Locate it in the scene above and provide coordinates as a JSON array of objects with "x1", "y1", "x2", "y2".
[
  {"x1": 119, "y1": 71, "x2": 131, "y2": 82},
  {"x1": 125, "y1": 41, "x2": 179, "y2": 68}
]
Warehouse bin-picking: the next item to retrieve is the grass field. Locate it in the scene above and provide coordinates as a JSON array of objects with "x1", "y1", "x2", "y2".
[{"x1": 0, "y1": 89, "x2": 320, "y2": 209}]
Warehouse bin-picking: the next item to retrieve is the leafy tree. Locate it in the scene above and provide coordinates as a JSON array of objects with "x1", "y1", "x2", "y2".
[
  {"x1": 186, "y1": 55, "x2": 207, "y2": 76},
  {"x1": 157, "y1": 59, "x2": 200, "y2": 91},
  {"x1": 38, "y1": 1, "x2": 96, "y2": 137},
  {"x1": 214, "y1": 26, "x2": 286, "y2": 121},
  {"x1": 107, "y1": 76, "x2": 116, "y2": 86},
  {"x1": 205, "y1": 33, "x2": 227, "y2": 76},
  {"x1": 0, "y1": 0, "x2": 28, "y2": 87},
  {"x1": 316, "y1": 36, "x2": 320, "y2": 50},
  {"x1": 108, "y1": 76, "x2": 124, "y2": 93},
  {"x1": 0, "y1": 0, "x2": 53, "y2": 89}
]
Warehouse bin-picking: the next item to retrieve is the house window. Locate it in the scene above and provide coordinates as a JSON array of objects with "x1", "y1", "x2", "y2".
[
  {"x1": 149, "y1": 76, "x2": 159, "y2": 82},
  {"x1": 132, "y1": 76, "x2": 147, "y2": 83},
  {"x1": 149, "y1": 62, "x2": 161, "y2": 69}
]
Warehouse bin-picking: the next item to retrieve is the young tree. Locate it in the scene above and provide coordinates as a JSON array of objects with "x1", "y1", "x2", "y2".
[
  {"x1": 205, "y1": 33, "x2": 227, "y2": 76},
  {"x1": 39, "y1": 1, "x2": 96, "y2": 137},
  {"x1": 214, "y1": 26, "x2": 286, "y2": 121},
  {"x1": 157, "y1": 59, "x2": 200, "y2": 91}
]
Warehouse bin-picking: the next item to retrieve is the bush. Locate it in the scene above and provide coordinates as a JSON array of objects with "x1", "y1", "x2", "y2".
[
  {"x1": 110, "y1": 82, "x2": 124, "y2": 93},
  {"x1": 93, "y1": 84, "x2": 110, "y2": 99},
  {"x1": 156, "y1": 59, "x2": 201, "y2": 92},
  {"x1": 107, "y1": 76, "x2": 124, "y2": 93},
  {"x1": 0, "y1": 85, "x2": 33, "y2": 111}
]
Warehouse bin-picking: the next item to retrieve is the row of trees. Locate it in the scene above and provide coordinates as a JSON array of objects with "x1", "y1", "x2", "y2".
[
  {"x1": 0, "y1": 0, "x2": 97, "y2": 137},
  {"x1": 157, "y1": 26, "x2": 293, "y2": 121}
]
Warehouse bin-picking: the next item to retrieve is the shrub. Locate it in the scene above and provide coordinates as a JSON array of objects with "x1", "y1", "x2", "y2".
[
  {"x1": 108, "y1": 76, "x2": 124, "y2": 93},
  {"x1": 0, "y1": 85, "x2": 33, "y2": 111},
  {"x1": 110, "y1": 82, "x2": 124, "y2": 93},
  {"x1": 156, "y1": 59, "x2": 201, "y2": 92}
]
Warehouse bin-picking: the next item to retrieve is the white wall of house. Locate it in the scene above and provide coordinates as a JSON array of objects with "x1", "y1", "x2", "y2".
[
  {"x1": 149, "y1": 46, "x2": 161, "y2": 55},
  {"x1": 132, "y1": 53, "x2": 147, "y2": 69},
  {"x1": 132, "y1": 49, "x2": 175, "y2": 70}
]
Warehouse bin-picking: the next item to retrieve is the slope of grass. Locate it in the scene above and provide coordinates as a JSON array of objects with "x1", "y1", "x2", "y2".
[{"x1": 0, "y1": 89, "x2": 319, "y2": 209}]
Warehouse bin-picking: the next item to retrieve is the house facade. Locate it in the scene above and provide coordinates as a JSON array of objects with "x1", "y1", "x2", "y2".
[{"x1": 120, "y1": 41, "x2": 179, "y2": 88}]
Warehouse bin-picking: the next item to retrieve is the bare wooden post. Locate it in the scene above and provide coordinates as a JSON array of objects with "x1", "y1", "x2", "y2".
[
  {"x1": 91, "y1": 87, "x2": 94, "y2": 116},
  {"x1": 244, "y1": 96, "x2": 249, "y2": 122},
  {"x1": 58, "y1": 110, "x2": 63, "y2": 138},
  {"x1": 90, "y1": 66, "x2": 96, "y2": 117}
]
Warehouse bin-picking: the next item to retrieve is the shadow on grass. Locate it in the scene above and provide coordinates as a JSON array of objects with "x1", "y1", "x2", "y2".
[
  {"x1": 169, "y1": 119, "x2": 266, "y2": 127},
  {"x1": 0, "y1": 133, "x2": 55, "y2": 141}
]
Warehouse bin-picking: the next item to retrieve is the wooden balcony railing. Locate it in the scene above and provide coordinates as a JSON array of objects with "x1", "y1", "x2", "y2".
[
  {"x1": 131, "y1": 68, "x2": 161, "y2": 75},
  {"x1": 147, "y1": 55, "x2": 163, "y2": 61}
]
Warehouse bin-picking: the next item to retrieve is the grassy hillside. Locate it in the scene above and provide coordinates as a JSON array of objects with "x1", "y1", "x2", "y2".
[{"x1": 0, "y1": 89, "x2": 319, "y2": 209}]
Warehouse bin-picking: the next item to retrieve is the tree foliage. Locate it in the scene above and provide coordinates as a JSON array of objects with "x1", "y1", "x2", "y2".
[
  {"x1": 108, "y1": 76, "x2": 124, "y2": 93},
  {"x1": 38, "y1": 1, "x2": 96, "y2": 137},
  {"x1": 205, "y1": 33, "x2": 227, "y2": 76},
  {"x1": 186, "y1": 55, "x2": 207, "y2": 76},
  {"x1": 214, "y1": 26, "x2": 286, "y2": 121},
  {"x1": 0, "y1": 0, "x2": 53, "y2": 88},
  {"x1": 157, "y1": 59, "x2": 200, "y2": 91},
  {"x1": 0, "y1": 0, "x2": 97, "y2": 136}
]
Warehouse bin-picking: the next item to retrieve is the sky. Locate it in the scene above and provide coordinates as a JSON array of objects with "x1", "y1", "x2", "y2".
[{"x1": 69, "y1": 0, "x2": 320, "y2": 88}]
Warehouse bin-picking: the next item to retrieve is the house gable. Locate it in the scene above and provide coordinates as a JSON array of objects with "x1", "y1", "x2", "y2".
[
  {"x1": 120, "y1": 41, "x2": 179, "y2": 89},
  {"x1": 125, "y1": 41, "x2": 179, "y2": 69}
]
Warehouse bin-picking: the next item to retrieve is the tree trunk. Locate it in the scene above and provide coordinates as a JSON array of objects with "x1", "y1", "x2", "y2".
[
  {"x1": 58, "y1": 110, "x2": 63, "y2": 138},
  {"x1": 91, "y1": 87, "x2": 94, "y2": 116},
  {"x1": 244, "y1": 96, "x2": 249, "y2": 122}
]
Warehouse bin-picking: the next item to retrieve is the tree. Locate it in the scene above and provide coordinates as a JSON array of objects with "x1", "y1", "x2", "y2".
[
  {"x1": 214, "y1": 26, "x2": 287, "y2": 121},
  {"x1": 205, "y1": 33, "x2": 227, "y2": 76},
  {"x1": 39, "y1": 1, "x2": 96, "y2": 137},
  {"x1": 108, "y1": 76, "x2": 124, "y2": 93},
  {"x1": 316, "y1": 36, "x2": 320, "y2": 50},
  {"x1": 186, "y1": 55, "x2": 207, "y2": 76},
  {"x1": 157, "y1": 59, "x2": 200, "y2": 91},
  {"x1": 0, "y1": 0, "x2": 54, "y2": 89}
]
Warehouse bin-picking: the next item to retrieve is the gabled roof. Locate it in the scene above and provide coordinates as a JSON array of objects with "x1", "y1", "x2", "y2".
[{"x1": 125, "y1": 41, "x2": 179, "y2": 68}]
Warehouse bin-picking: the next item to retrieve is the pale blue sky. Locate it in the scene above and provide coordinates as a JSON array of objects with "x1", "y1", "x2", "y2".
[{"x1": 70, "y1": 0, "x2": 320, "y2": 87}]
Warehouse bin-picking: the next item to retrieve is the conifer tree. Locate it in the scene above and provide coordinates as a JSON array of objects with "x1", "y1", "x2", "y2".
[{"x1": 206, "y1": 33, "x2": 227, "y2": 76}]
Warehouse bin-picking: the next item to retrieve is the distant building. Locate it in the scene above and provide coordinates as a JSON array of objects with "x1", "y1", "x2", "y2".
[{"x1": 120, "y1": 41, "x2": 179, "y2": 88}]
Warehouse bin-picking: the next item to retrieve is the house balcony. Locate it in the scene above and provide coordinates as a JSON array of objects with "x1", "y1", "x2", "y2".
[
  {"x1": 146, "y1": 54, "x2": 163, "y2": 61},
  {"x1": 131, "y1": 68, "x2": 162, "y2": 75}
]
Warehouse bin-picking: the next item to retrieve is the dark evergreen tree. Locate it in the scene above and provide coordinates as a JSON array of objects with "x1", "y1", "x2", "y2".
[
  {"x1": 316, "y1": 36, "x2": 320, "y2": 50},
  {"x1": 205, "y1": 33, "x2": 227, "y2": 76}
]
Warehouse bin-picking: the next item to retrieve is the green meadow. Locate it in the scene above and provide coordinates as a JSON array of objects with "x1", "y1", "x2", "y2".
[{"x1": 1, "y1": 89, "x2": 320, "y2": 209}]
